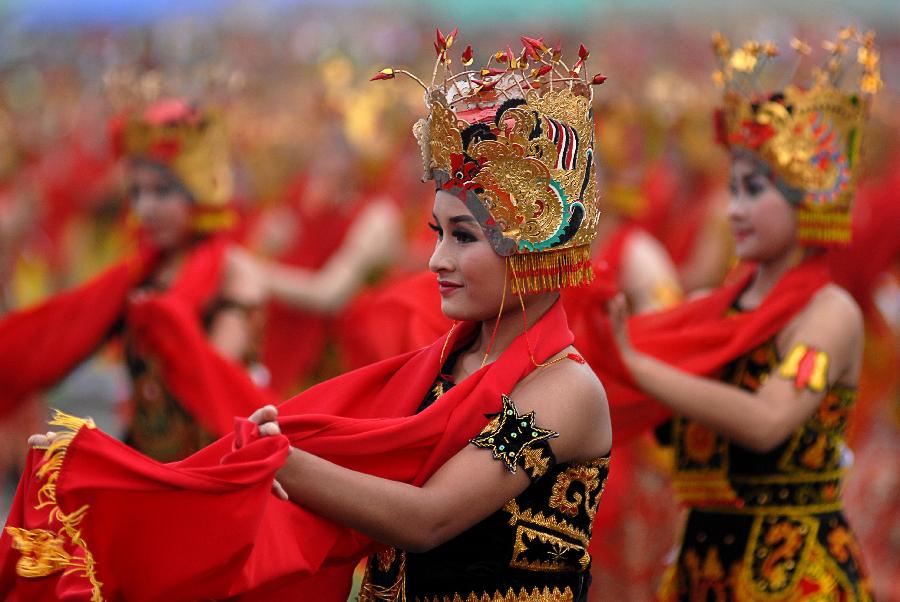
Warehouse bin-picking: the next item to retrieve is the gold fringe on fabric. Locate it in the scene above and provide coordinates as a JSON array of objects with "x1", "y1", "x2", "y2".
[
  {"x1": 797, "y1": 208, "x2": 852, "y2": 247},
  {"x1": 508, "y1": 245, "x2": 593, "y2": 295},
  {"x1": 4, "y1": 410, "x2": 104, "y2": 602}
]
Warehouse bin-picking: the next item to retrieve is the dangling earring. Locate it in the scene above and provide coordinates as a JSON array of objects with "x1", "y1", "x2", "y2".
[
  {"x1": 438, "y1": 321, "x2": 459, "y2": 367},
  {"x1": 509, "y1": 258, "x2": 571, "y2": 369},
  {"x1": 480, "y1": 260, "x2": 509, "y2": 368}
]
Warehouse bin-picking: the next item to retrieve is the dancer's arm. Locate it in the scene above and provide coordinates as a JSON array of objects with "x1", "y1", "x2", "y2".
[
  {"x1": 262, "y1": 201, "x2": 401, "y2": 314},
  {"x1": 609, "y1": 285, "x2": 863, "y2": 452},
  {"x1": 620, "y1": 230, "x2": 682, "y2": 313},
  {"x1": 255, "y1": 356, "x2": 610, "y2": 552},
  {"x1": 206, "y1": 246, "x2": 267, "y2": 360}
]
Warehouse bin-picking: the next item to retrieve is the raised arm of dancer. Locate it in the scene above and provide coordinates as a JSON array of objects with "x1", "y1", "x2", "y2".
[
  {"x1": 262, "y1": 200, "x2": 401, "y2": 314},
  {"x1": 206, "y1": 246, "x2": 267, "y2": 360},
  {"x1": 609, "y1": 285, "x2": 863, "y2": 452},
  {"x1": 253, "y1": 356, "x2": 610, "y2": 552},
  {"x1": 620, "y1": 229, "x2": 683, "y2": 313}
]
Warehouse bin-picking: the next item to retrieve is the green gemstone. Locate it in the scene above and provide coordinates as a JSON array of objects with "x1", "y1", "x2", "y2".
[
  {"x1": 511, "y1": 432, "x2": 517, "y2": 438},
  {"x1": 499, "y1": 445, "x2": 505, "y2": 451}
]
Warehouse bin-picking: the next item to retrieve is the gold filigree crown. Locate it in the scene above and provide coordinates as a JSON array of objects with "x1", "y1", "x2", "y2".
[
  {"x1": 113, "y1": 99, "x2": 235, "y2": 232},
  {"x1": 374, "y1": 30, "x2": 607, "y2": 293},
  {"x1": 712, "y1": 27, "x2": 881, "y2": 246}
]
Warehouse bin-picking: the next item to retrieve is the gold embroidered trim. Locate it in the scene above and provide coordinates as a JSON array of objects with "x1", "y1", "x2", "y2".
[
  {"x1": 359, "y1": 550, "x2": 407, "y2": 602},
  {"x1": 510, "y1": 525, "x2": 588, "y2": 572},
  {"x1": 521, "y1": 446, "x2": 551, "y2": 480},
  {"x1": 730, "y1": 470, "x2": 845, "y2": 485},
  {"x1": 503, "y1": 499, "x2": 589, "y2": 548},
  {"x1": 691, "y1": 502, "x2": 843, "y2": 516},
  {"x1": 417, "y1": 585, "x2": 573, "y2": 602},
  {"x1": 5, "y1": 410, "x2": 103, "y2": 601}
]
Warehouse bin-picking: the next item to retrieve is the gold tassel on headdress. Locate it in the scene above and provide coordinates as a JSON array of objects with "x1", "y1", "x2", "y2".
[{"x1": 508, "y1": 245, "x2": 594, "y2": 295}]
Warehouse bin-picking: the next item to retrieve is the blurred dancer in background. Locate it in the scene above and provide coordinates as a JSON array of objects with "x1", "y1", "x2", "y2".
[
  {"x1": 0, "y1": 98, "x2": 270, "y2": 462},
  {"x1": 607, "y1": 30, "x2": 880, "y2": 600}
]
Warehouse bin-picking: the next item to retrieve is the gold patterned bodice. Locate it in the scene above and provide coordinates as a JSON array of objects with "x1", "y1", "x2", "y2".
[
  {"x1": 667, "y1": 339, "x2": 856, "y2": 512},
  {"x1": 360, "y1": 363, "x2": 609, "y2": 602}
]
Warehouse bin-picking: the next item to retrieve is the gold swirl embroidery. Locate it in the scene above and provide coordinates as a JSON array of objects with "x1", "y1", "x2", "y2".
[
  {"x1": 471, "y1": 139, "x2": 559, "y2": 248},
  {"x1": 740, "y1": 515, "x2": 818, "y2": 598},
  {"x1": 548, "y1": 465, "x2": 601, "y2": 519}
]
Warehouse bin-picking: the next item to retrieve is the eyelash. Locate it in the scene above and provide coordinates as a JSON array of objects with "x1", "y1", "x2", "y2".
[
  {"x1": 729, "y1": 179, "x2": 766, "y2": 197},
  {"x1": 428, "y1": 222, "x2": 476, "y2": 243}
]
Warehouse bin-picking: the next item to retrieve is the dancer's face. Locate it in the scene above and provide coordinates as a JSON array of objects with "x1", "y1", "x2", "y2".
[
  {"x1": 128, "y1": 160, "x2": 193, "y2": 250},
  {"x1": 428, "y1": 190, "x2": 509, "y2": 321},
  {"x1": 727, "y1": 156, "x2": 798, "y2": 263}
]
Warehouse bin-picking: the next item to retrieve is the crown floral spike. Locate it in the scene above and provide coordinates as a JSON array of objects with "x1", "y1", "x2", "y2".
[
  {"x1": 373, "y1": 29, "x2": 607, "y2": 294},
  {"x1": 713, "y1": 27, "x2": 881, "y2": 248}
]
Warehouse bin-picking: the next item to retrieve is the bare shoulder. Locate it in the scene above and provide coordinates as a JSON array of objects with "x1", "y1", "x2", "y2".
[
  {"x1": 627, "y1": 228, "x2": 671, "y2": 262},
  {"x1": 780, "y1": 283, "x2": 864, "y2": 384},
  {"x1": 797, "y1": 284, "x2": 863, "y2": 339},
  {"x1": 508, "y1": 349, "x2": 611, "y2": 460}
]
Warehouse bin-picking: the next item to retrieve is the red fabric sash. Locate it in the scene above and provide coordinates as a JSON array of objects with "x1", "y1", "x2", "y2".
[
  {"x1": 0, "y1": 252, "x2": 152, "y2": 417},
  {"x1": 564, "y1": 255, "x2": 833, "y2": 440},
  {"x1": 1, "y1": 300, "x2": 573, "y2": 601},
  {"x1": 125, "y1": 237, "x2": 275, "y2": 434},
  {"x1": 0, "y1": 237, "x2": 270, "y2": 434},
  {"x1": 328, "y1": 256, "x2": 831, "y2": 444}
]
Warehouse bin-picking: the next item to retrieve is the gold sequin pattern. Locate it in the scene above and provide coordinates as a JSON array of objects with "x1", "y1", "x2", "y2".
[{"x1": 416, "y1": 585, "x2": 574, "y2": 602}]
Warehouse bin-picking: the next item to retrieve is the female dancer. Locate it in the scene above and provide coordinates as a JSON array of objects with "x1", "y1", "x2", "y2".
[
  {"x1": 4, "y1": 33, "x2": 611, "y2": 602},
  {"x1": 0, "y1": 98, "x2": 268, "y2": 461},
  {"x1": 607, "y1": 31, "x2": 878, "y2": 600}
]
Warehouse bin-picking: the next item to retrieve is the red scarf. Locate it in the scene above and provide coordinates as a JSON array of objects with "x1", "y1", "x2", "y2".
[
  {"x1": 1, "y1": 300, "x2": 573, "y2": 601},
  {"x1": 565, "y1": 255, "x2": 833, "y2": 440},
  {"x1": 0, "y1": 236, "x2": 271, "y2": 434}
]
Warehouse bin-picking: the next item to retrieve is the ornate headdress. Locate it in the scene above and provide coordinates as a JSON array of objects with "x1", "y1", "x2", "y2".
[
  {"x1": 713, "y1": 27, "x2": 881, "y2": 246},
  {"x1": 111, "y1": 98, "x2": 235, "y2": 232},
  {"x1": 374, "y1": 30, "x2": 607, "y2": 294}
]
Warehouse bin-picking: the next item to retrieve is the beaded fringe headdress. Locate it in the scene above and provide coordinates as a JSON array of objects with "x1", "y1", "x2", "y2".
[
  {"x1": 713, "y1": 27, "x2": 881, "y2": 247},
  {"x1": 374, "y1": 30, "x2": 607, "y2": 293}
]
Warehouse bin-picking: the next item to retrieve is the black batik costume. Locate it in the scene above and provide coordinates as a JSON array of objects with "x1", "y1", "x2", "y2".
[
  {"x1": 359, "y1": 348, "x2": 610, "y2": 602},
  {"x1": 656, "y1": 336, "x2": 873, "y2": 601}
]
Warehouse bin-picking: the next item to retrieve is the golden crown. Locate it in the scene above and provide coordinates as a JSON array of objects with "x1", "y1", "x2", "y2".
[
  {"x1": 374, "y1": 30, "x2": 607, "y2": 294},
  {"x1": 712, "y1": 27, "x2": 881, "y2": 246},
  {"x1": 116, "y1": 99, "x2": 235, "y2": 232}
]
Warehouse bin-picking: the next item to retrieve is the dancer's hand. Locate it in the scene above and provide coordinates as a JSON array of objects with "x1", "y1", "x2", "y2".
[
  {"x1": 27, "y1": 431, "x2": 59, "y2": 447},
  {"x1": 608, "y1": 293, "x2": 636, "y2": 362},
  {"x1": 249, "y1": 404, "x2": 282, "y2": 437},
  {"x1": 248, "y1": 404, "x2": 289, "y2": 501}
]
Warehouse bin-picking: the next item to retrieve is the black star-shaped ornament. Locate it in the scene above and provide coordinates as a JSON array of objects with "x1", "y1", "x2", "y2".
[{"x1": 470, "y1": 394, "x2": 558, "y2": 473}]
